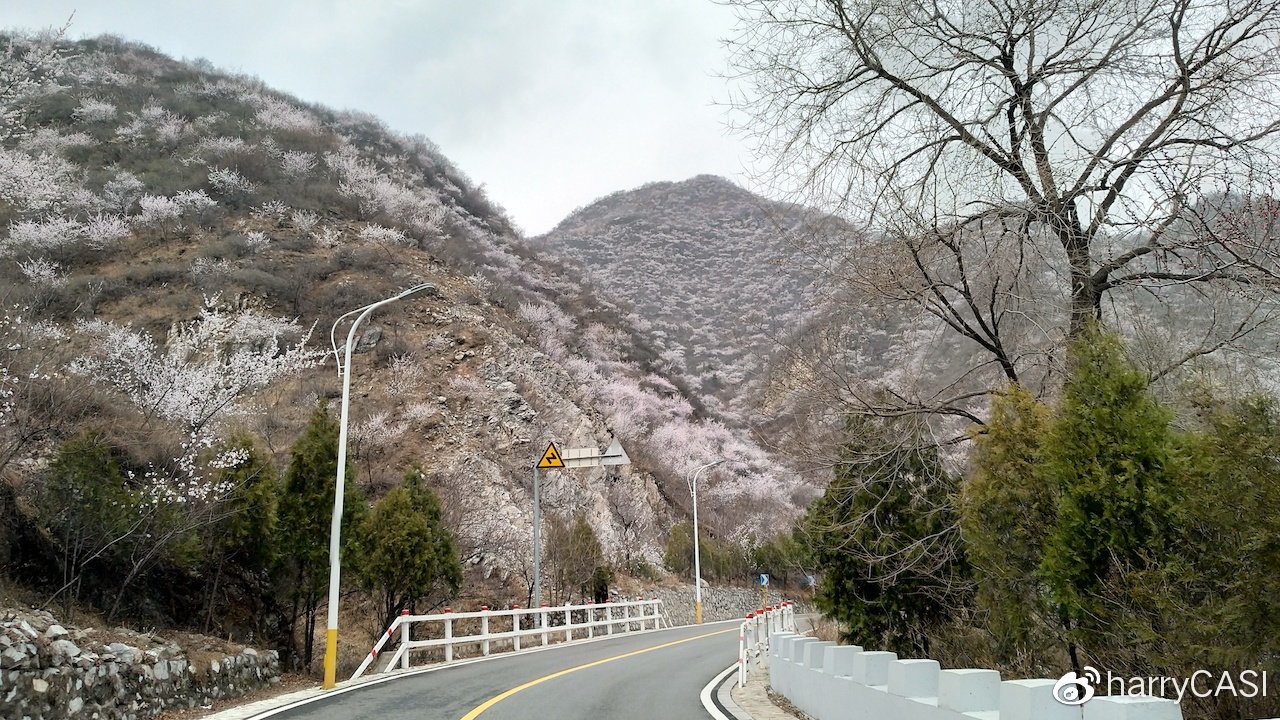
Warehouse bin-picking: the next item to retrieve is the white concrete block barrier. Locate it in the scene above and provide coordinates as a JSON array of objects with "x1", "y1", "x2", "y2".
[{"x1": 769, "y1": 645, "x2": 1189, "y2": 720}]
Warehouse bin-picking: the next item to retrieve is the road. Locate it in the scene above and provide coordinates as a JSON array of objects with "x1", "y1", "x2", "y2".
[{"x1": 269, "y1": 620, "x2": 740, "y2": 720}]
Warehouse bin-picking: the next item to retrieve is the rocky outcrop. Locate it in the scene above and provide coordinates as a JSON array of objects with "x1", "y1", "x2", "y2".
[{"x1": 0, "y1": 608, "x2": 279, "y2": 720}]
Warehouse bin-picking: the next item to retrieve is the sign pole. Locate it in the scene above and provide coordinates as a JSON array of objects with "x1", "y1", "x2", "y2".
[
  {"x1": 532, "y1": 441, "x2": 563, "y2": 624},
  {"x1": 530, "y1": 439, "x2": 624, "y2": 625},
  {"x1": 532, "y1": 464, "x2": 540, "y2": 619}
]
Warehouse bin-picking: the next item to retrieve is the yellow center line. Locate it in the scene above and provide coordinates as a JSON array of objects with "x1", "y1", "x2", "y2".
[{"x1": 458, "y1": 627, "x2": 737, "y2": 720}]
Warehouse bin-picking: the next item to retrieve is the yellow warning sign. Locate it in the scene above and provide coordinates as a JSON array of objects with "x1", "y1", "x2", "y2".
[{"x1": 537, "y1": 441, "x2": 564, "y2": 469}]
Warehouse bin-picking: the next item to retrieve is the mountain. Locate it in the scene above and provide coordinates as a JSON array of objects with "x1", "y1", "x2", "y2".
[
  {"x1": 532, "y1": 175, "x2": 825, "y2": 422},
  {"x1": 0, "y1": 30, "x2": 801, "y2": 633}
]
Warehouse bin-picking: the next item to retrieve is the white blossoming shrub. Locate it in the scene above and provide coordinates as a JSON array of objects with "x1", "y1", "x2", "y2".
[
  {"x1": 3, "y1": 216, "x2": 83, "y2": 254},
  {"x1": 116, "y1": 102, "x2": 189, "y2": 145},
  {"x1": 386, "y1": 354, "x2": 425, "y2": 395},
  {"x1": 16, "y1": 257, "x2": 66, "y2": 287},
  {"x1": 135, "y1": 194, "x2": 182, "y2": 225},
  {"x1": 279, "y1": 150, "x2": 316, "y2": 179},
  {"x1": 85, "y1": 213, "x2": 131, "y2": 248},
  {"x1": 69, "y1": 297, "x2": 323, "y2": 432},
  {"x1": 0, "y1": 147, "x2": 79, "y2": 213},
  {"x1": 357, "y1": 224, "x2": 409, "y2": 246},
  {"x1": 254, "y1": 96, "x2": 321, "y2": 132},
  {"x1": 313, "y1": 226, "x2": 341, "y2": 248},
  {"x1": 102, "y1": 171, "x2": 144, "y2": 213},
  {"x1": 193, "y1": 135, "x2": 251, "y2": 158},
  {"x1": 18, "y1": 129, "x2": 94, "y2": 155},
  {"x1": 290, "y1": 209, "x2": 319, "y2": 234},
  {"x1": 244, "y1": 230, "x2": 270, "y2": 254},
  {"x1": 251, "y1": 200, "x2": 287, "y2": 221},
  {"x1": 73, "y1": 97, "x2": 118, "y2": 123},
  {"x1": 207, "y1": 167, "x2": 254, "y2": 196},
  {"x1": 188, "y1": 257, "x2": 233, "y2": 282},
  {"x1": 174, "y1": 189, "x2": 217, "y2": 211}
]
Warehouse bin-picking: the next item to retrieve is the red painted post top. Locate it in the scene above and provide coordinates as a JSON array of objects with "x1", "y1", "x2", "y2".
[
  {"x1": 541, "y1": 603, "x2": 548, "y2": 607},
  {"x1": 444, "y1": 608, "x2": 452, "y2": 613},
  {"x1": 401, "y1": 609, "x2": 410, "y2": 615},
  {"x1": 512, "y1": 604, "x2": 521, "y2": 609},
  {"x1": 481, "y1": 606, "x2": 489, "y2": 611},
  {"x1": 746, "y1": 613, "x2": 754, "y2": 619}
]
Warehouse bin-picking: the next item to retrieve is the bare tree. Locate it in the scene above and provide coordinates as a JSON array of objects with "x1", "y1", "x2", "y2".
[{"x1": 727, "y1": 0, "x2": 1280, "y2": 427}]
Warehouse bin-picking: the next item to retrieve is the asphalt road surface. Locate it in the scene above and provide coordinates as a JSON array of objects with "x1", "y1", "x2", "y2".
[{"x1": 270, "y1": 620, "x2": 740, "y2": 720}]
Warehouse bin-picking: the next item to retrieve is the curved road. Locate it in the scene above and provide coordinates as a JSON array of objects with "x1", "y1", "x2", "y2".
[{"x1": 269, "y1": 621, "x2": 740, "y2": 720}]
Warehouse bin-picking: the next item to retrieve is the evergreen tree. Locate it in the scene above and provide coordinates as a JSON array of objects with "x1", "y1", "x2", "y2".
[
  {"x1": 200, "y1": 428, "x2": 278, "y2": 634},
  {"x1": 959, "y1": 384, "x2": 1055, "y2": 663},
  {"x1": 354, "y1": 465, "x2": 462, "y2": 631},
  {"x1": 804, "y1": 416, "x2": 967, "y2": 654},
  {"x1": 42, "y1": 431, "x2": 137, "y2": 614},
  {"x1": 275, "y1": 402, "x2": 366, "y2": 668},
  {"x1": 1038, "y1": 327, "x2": 1176, "y2": 659},
  {"x1": 1106, "y1": 394, "x2": 1280, "y2": 698}
]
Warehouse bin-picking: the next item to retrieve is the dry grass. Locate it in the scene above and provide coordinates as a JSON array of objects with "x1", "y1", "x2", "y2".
[{"x1": 807, "y1": 615, "x2": 843, "y2": 643}]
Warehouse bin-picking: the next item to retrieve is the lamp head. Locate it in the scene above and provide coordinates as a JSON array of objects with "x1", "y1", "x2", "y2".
[{"x1": 398, "y1": 283, "x2": 438, "y2": 300}]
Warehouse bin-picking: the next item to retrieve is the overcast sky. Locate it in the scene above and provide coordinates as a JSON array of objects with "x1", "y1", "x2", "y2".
[{"x1": 5, "y1": 1, "x2": 756, "y2": 235}]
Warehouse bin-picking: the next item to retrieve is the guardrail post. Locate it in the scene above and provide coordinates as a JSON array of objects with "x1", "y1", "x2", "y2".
[
  {"x1": 623, "y1": 601, "x2": 631, "y2": 632},
  {"x1": 605, "y1": 600, "x2": 613, "y2": 635},
  {"x1": 564, "y1": 602, "x2": 573, "y2": 642},
  {"x1": 541, "y1": 603, "x2": 549, "y2": 646},
  {"x1": 443, "y1": 608, "x2": 454, "y2": 663},
  {"x1": 511, "y1": 605, "x2": 520, "y2": 651},
  {"x1": 586, "y1": 601, "x2": 594, "y2": 638},
  {"x1": 651, "y1": 597, "x2": 659, "y2": 629},
  {"x1": 480, "y1": 606, "x2": 490, "y2": 656},
  {"x1": 754, "y1": 614, "x2": 762, "y2": 657},
  {"x1": 399, "y1": 609, "x2": 411, "y2": 670}
]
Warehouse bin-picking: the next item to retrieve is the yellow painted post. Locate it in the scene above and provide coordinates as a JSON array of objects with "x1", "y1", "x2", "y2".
[{"x1": 322, "y1": 629, "x2": 337, "y2": 688}]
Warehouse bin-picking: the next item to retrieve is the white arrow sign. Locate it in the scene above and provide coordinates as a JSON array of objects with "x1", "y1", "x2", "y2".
[
  {"x1": 600, "y1": 437, "x2": 630, "y2": 466},
  {"x1": 559, "y1": 438, "x2": 631, "y2": 468}
]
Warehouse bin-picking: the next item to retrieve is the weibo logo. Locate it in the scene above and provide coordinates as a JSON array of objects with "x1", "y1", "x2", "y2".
[{"x1": 1053, "y1": 666, "x2": 1101, "y2": 705}]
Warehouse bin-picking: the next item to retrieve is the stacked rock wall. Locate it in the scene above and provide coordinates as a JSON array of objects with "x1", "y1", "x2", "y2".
[
  {"x1": 1, "y1": 610, "x2": 280, "y2": 720},
  {"x1": 647, "y1": 584, "x2": 810, "y2": 627}
]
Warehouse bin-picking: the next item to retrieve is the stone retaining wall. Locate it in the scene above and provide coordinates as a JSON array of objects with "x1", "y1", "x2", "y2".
[
  {"x1": 647, "y1": 584, "x2": 810, "y2": 627},
  {"x1": 0, "y1": 609, "x2": 280, "y2": 720}
]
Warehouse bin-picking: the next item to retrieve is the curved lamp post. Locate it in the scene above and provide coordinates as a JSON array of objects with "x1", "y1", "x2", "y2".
[
  {"x1": 689, "y1": 458, "x2": 724, "y2": 625},
  {"x1": 322, "y1": 283, "x2": 435, "y2": 689}
]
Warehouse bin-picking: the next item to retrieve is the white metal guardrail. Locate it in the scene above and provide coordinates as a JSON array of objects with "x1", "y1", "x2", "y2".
[
  {"x1": 352, "y1": 597, "x2": 664, "y2": 680},
  {"x1": 737, "y1": 601, "x2": 796, "y2": 687}
]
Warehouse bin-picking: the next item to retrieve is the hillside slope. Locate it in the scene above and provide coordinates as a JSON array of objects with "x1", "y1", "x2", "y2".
[
  {"x1": 0, "y1": 31, "x2": 800, "y2": 634},
  {"x1": 533, "y1": 175, "x2": 823, "y2": 421}
]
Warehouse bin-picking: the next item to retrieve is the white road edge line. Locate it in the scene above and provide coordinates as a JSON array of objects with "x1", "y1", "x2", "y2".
[{"x1": 700, "y1": 663, "x2": 738, "y2": 720}]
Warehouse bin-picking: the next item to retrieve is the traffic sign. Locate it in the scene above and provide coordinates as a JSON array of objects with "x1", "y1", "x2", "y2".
[
  {"x1": 559, "y1": 437, "x2": 631, "y2": 468},
  {"x1": 537, "y1": 442, "x2": 564, "y2": 468}
]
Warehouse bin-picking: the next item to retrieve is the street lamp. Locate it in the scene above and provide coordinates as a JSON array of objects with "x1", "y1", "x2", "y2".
[
  {"x1": 322, "y1": 283, "x2": 435, "y2": 690},
  {"x1": 689, "y1": 458, "x2": 724, "y2": 625}
]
